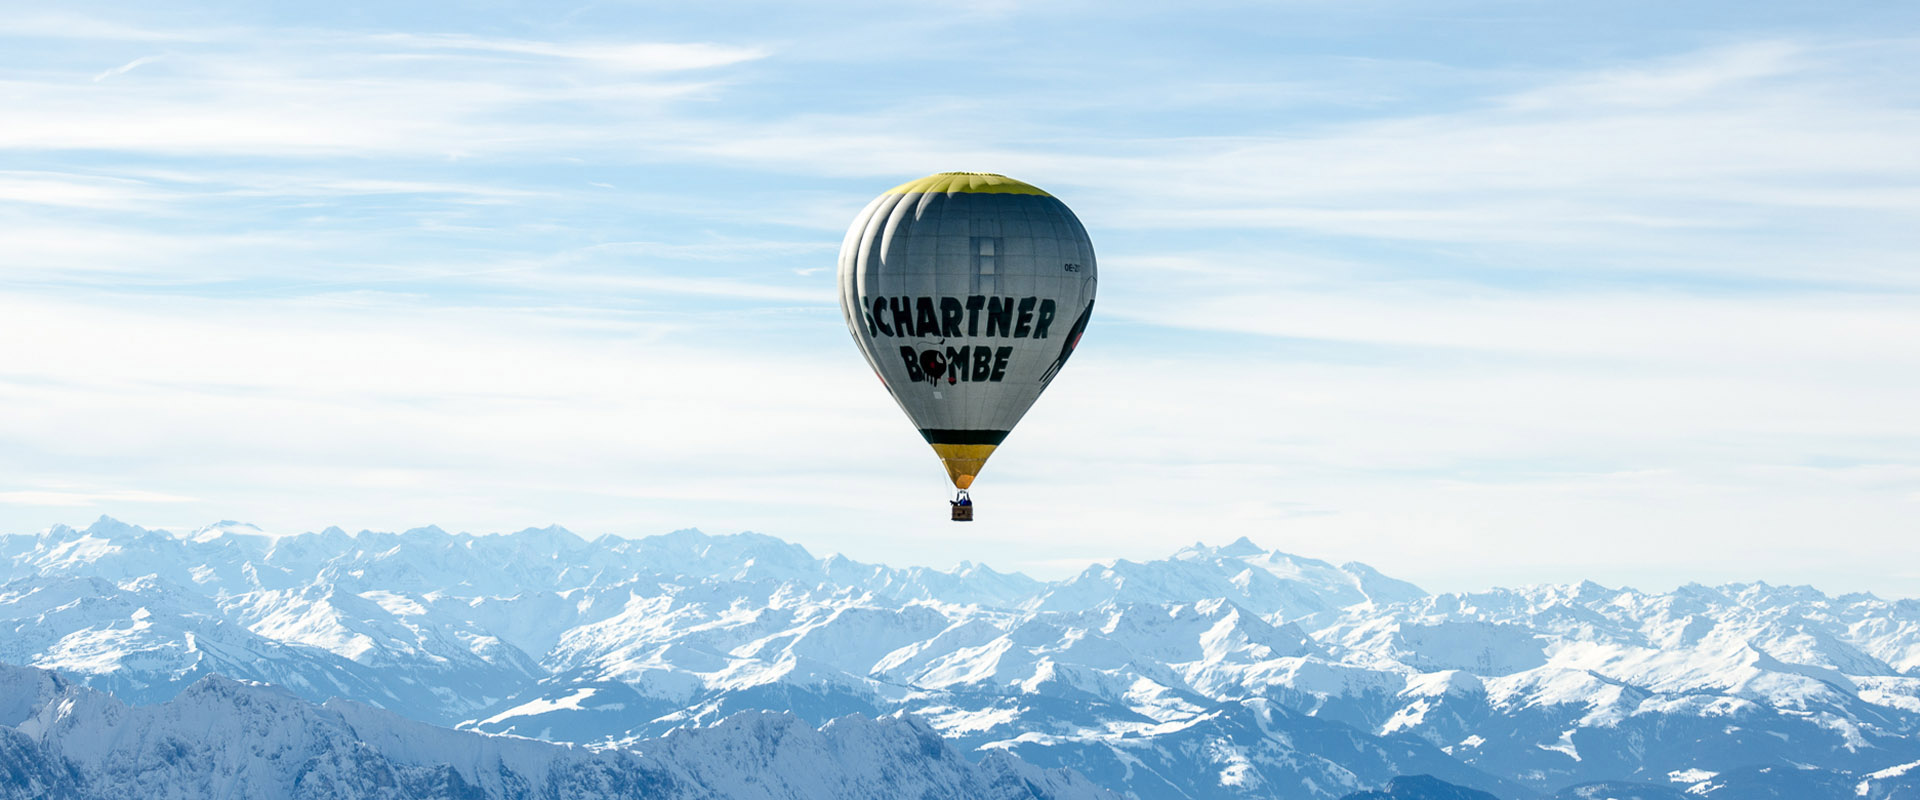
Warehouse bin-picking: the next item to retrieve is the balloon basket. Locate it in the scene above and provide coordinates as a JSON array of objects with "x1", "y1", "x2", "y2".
[{"x1": 950, "y1": 490, "x2": 974, "y2": 522}]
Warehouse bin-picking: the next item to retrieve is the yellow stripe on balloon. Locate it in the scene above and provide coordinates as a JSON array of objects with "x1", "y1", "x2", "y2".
[
  {"x1": 929, "y1": 443, "x2": 998, "y2": 488},
  {"x1": 884, "y1": 172, "x2": 1052, "y2": 197}
]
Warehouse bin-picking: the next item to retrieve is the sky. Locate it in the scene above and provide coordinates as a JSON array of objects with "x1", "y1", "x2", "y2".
[{"x1": 3, "y1": 1, "x2": 1919, "y2": 596}]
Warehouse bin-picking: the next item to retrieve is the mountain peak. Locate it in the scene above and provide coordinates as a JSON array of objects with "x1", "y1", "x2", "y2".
[
  {"x1": 37, "y1": 522, "x2": 78, "y2": 539},
  {"x1": 82, "y1": 515, "x2": 148, "y2": 539},
  {"x1": 177, "y1": 672, "x2": 294, "y2": 705},
  {"x1": 1173, "y1": 536, "x2": 1267, "y2": 560},
  {"x1": 1216, "y1": 536, "x2": 1265, "y2": 557},
  {"x1": 187, "y1": 520, "x2": 265, "y2": 542},
  {"x1": 506, "y1": 524, "x2": 578, "y2": 540}
]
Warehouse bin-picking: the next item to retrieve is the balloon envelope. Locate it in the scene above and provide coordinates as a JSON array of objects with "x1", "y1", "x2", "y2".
[{"x1": 837, "y1": 172, "x2": 1097, "y2": 489}]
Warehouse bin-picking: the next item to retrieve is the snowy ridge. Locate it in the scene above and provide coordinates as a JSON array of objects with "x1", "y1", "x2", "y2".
[
  {"x1": 7, "y1": 517, "x2": 1920, "y2": 798},
  {"x1": 0, "y1": 661, "x2": 1111, "y2": 800}
]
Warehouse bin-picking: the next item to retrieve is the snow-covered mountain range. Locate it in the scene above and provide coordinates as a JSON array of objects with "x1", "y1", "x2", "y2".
[
  {"x1": 0, "y1": 662, "x2": 1110, "y2": 800},
  {"x1": 6, "y1": 516, "x2": 1920, "y2": 799}
]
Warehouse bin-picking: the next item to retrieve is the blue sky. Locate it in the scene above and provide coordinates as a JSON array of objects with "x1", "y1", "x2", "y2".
[{"x1": 4, "y1": 1, "x2": 1919, "y2": 594}]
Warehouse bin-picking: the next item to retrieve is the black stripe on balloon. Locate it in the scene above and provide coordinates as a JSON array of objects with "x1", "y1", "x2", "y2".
[{"x1": 919, "y1": 429, "x2": 1010, "y2": 446}]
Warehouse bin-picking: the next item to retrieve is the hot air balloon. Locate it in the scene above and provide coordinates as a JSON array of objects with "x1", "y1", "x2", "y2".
[{"x1": 837, "y1": 172, "x2": 1097, "y2": 520}]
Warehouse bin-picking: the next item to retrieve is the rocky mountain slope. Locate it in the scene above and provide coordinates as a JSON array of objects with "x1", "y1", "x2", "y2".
[{"x1": 0, "y1": 662, "x2": 1111, "y2": 800}]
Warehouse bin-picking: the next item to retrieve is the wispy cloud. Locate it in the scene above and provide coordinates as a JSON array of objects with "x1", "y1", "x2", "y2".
[
  {"x1": 659, "y1": 40, "x2": 1920, "y2": 285},
  {"x1": 1, "y1": 27, "x2": 749, "y2": 157},
  {"x1": 1501, "y1": 41, "x2": 1807, "y2": 110},
  {"x1": 370, "y1": 34, "x2": 769, "y2": 72},
  {"x1": 0, "y1": 488, "x2": 197, "y2": 506},
  {"x1": 0, "y1": 14, "x2": 214, "y2": 42},
  {"x1": 0, "y1": 171, "x2": 170, "y2": 209},
  {"x1": 1111, "y1": 284, "x2": 1920, "y2": 368},
  {"x1": 92, "y1": 54, "x2": 162, "y2": 82}
]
